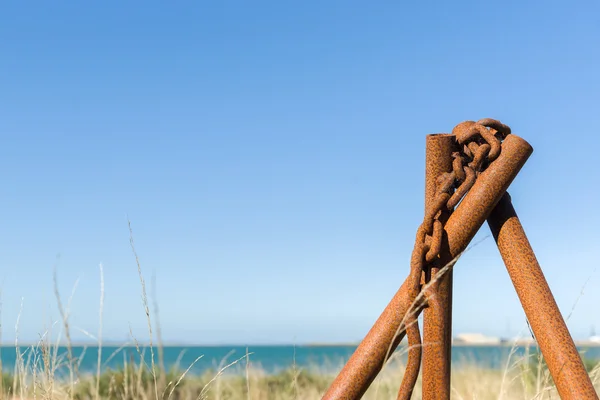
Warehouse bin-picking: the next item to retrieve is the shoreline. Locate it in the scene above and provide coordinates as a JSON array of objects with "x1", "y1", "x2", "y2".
[{"x1": 3, "y1": 341, "x2": 600, "y2": 348}]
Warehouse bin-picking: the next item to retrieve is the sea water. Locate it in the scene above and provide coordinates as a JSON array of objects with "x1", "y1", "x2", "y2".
[{"x1": 2, "y1": 345, "x2": 599, "y2": 376}]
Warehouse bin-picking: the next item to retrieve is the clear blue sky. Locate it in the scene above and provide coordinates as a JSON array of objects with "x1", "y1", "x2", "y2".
[{"x1": 1, "y1": 1, "x2": 599, "y2": 345}]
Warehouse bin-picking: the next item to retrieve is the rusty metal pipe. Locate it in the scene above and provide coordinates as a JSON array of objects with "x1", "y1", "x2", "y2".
[
  {"x1": 322, "y1": 134, "x2": 533, "y2": 400},
  {"x1": 487, "y1": 193, "x2": 599, "y2": 399},
  {"x1": 323, "y1": 279, "x2": 416, "y2": 399},
  {"x1": 442, "y1": 134, "x2": 532, "y2": 257},
  {"x1": 421, "y1": 134, "x2": 456, "y2": 400}
]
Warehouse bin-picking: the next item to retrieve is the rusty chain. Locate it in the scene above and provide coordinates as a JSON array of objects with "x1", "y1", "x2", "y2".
[
  {"x1": 322, "y1": 119, "x2": 597, "y2": 399},
  {"x1": 397, "y1": 118, "x2": 512, "y2": 400}
]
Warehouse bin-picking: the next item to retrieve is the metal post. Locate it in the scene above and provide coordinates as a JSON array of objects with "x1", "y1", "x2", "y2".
[
  {"x1": 322, "y1": 280, "x2": 416, "y2": 399},
  {"x1": 487, "y1": 193, "x2": 599, "y2": 399},
  {"x1": 322, "y1": 134, "x2": 533, "y2": 399},
  {"x1": 422, "y1": 134, "x2": 456, "y2": 400}
]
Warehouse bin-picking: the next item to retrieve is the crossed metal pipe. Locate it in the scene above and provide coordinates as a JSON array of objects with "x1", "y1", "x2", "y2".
[{"x1": 322, "y1": 125, "x2": 598, "y2": 399}]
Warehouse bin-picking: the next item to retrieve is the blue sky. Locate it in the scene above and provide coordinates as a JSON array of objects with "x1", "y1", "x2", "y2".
[{"x1": 1, "y1": 1, "x2": 599, "y2": 345}]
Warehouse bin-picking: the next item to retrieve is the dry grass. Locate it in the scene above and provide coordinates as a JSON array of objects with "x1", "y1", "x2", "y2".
[{"x1": 1, "y1": 350, "x2": 599, "y2": 399}]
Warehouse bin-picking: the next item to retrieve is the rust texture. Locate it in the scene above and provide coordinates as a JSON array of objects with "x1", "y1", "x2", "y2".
[
  {"x1": 322, "y1": 279, "x2": 416, "y2": 400},
  {"x1": 322, "y1": 133, "x2": 533, "y2": 400},
  {"x1": 421, "y1": 134, "x2": 456, "y2": 400},
  {"x1": 487, "y1": 193, "x2": 599, "y2": 400},
  {"x1": 443, "y1": 134, "x2": 532, "y2": 257},
  {"x1": 398, "y1": 119, "x2": 505, "y2": 400},
  {"x1": 397, "y1": 236, "x2": 423, "y2": 400}
]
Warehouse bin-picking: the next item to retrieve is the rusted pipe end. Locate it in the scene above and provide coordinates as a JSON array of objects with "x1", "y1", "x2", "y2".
[{"x1": 445, "y1": 134, "x2": 533, "y2": 257}]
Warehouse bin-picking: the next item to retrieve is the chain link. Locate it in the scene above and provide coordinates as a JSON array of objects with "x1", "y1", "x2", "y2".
[
  {"x1": 423, "y1": 118, "x2": 511, "y2": 263},
  {"x1": 397, "y1": 118, "x2": 512, "y2": 400}
]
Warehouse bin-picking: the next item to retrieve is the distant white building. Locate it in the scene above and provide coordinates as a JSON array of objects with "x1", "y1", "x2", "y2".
[
  {"x1": 454, "y1": 333, "x2": 502, "y2": 345},
  {"x1": 512, "y1": 337, "x2": 536, "y2": 345},
  {"x1": 588, "y1": 326, "x2": 600, "y2": 343}
]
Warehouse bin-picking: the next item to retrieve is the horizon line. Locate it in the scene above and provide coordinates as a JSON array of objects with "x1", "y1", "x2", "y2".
[{"x1": 3, "y1": 340, "x2": 600, "y2": 348}]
